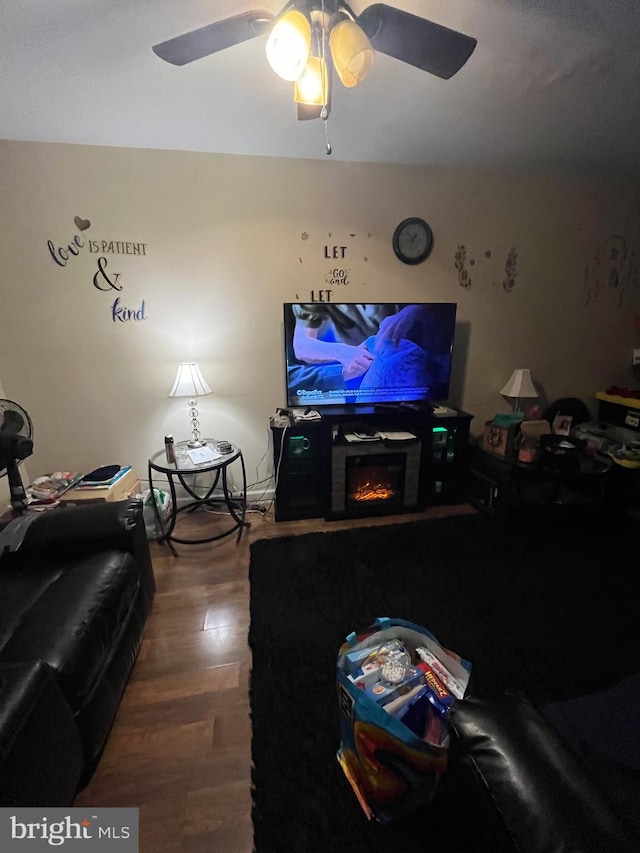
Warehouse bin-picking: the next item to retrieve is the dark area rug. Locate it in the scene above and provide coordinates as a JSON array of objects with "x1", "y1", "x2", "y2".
[{"x1": 249, "y1": 511, "x2": 640, "y2": 853}]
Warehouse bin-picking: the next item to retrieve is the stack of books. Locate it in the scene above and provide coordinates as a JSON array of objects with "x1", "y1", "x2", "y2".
[
  {"x1": 60, "y1": 466, "x2": 140, "y2": 504},
  {"x1": 75, "y1": 465, "x2": 132, "y2": 491}
]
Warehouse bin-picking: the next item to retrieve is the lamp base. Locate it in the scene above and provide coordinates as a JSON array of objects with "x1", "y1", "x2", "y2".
[{"x1": 187, "y1": 438, "x2": 207, "y2": 448}]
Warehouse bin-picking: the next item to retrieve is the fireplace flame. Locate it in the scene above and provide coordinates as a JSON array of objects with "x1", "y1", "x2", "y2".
[{"x1": 352, "y1": 482, "x2": 396, "y2": 502}]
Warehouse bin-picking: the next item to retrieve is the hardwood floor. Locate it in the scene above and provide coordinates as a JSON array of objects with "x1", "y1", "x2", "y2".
[{"x1": 73, "y1": 502, "x2": 475, "y2": 852}]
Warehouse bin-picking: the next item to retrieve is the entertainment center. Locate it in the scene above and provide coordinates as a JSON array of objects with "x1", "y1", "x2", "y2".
[
  {"x1": 274, "y1": 300, "x2": 470, "y2": 520},
  {"x1": 270, "y1": 407, "x2": 473, "y2": 521}
]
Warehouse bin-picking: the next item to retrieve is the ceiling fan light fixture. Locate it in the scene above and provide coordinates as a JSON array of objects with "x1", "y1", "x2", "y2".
[
  {"x1": 265, "y1": 8, "x2": 311, "y2": 81},
  {"x1": 293, "y1": 55, "x2": 328, "y2": 105},
  {"x1": 329, "y1": 18, "x2": 374, "y2": 88}
]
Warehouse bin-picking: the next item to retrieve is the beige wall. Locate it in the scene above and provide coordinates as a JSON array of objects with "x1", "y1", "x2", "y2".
[{"x1": 1, "y1": 140, "x2": 639, "y2": 496}]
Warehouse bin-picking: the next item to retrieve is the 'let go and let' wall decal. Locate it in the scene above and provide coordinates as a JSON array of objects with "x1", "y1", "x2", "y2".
[
  {"x1": 296, "y1": 229, "x2": 371, "y2": 303},
  {"x1": 46, "y1": 216, "x2": 149, "y2": 323}
]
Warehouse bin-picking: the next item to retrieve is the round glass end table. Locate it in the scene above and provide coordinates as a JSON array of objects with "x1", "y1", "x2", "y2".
[{"x1": 148, "y1": 439, "x2": 248, "y2": 556}]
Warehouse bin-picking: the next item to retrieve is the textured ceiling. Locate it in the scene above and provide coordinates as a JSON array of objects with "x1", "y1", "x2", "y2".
[{"x1": 2, "y1": 0, "x2": 640, "y2": 176}]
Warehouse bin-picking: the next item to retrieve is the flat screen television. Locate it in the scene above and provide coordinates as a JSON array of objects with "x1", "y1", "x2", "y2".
[{"x1": 283, "y1": 302, "x2": 457, "y2": 409}]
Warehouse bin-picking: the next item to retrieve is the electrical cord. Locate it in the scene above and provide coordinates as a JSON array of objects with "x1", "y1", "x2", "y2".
[
  {"x1": 240, "y1": 420, "x2": 287, "y2": 517},
  {"x1": 261, "y1": 423, "x2": 287, "y2": 518},
  {"x1": 143, "y1": 420, "x2": 284, "y2": 520}
]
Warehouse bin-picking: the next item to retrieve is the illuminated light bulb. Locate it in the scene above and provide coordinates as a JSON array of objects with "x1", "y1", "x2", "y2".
[
  {"x1": 266, "y1": 9, "x2": 311, "y2": 81},
  {"x1": 294, "y1": 56, "x2": 328, "y2": 105}
]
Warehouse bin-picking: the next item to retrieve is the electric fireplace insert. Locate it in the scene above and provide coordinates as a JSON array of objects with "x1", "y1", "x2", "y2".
[{"x1": 330, "y1": 439, "x2": 421, "y2": 518}]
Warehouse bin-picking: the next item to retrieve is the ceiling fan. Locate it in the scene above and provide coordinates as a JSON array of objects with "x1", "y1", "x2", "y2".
[{"x1": 152, "y1": 2, "x2": 477, "y2": 122}]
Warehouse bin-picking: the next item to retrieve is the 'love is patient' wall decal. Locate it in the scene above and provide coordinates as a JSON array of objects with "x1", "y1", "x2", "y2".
[{"x1": 46, "y1": 216, "x2": 149, "y2": 324}]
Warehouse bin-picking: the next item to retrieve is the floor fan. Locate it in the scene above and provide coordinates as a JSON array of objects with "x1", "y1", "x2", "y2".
[{"x1": 0, "y1": 399, "x2": 34, "y2": 514}]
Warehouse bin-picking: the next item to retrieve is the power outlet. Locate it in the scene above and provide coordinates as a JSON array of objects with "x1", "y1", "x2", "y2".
[{"x1": 633, "y1": 349, "x2": 640, "y2": 366}]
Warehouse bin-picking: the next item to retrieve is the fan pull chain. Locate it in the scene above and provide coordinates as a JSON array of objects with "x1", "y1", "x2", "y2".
[
  {"x1": 320, "y1": 0, "x2": 331, "y2": 154},
  {"x1": 322, "y1": 107, "x2": 332, "y2": 155}
]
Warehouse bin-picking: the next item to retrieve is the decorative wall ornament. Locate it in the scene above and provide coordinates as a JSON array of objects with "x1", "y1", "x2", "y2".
[
  {"x1": 503, "y1": 247, "x2": 518, "y2": 293},
  {"x1": 584, "y1": 234, "x2": 639, "y2": 307},
  {"x1": 454, "y1": 244, "x2": 472, "y2": 288},
  {"x1": 453, "y1": 245, "x2": 520, "y2": 293}
]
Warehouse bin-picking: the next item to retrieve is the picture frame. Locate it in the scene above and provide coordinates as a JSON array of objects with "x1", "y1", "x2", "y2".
[
  {"x1": 482, "y1": 420, "x2": 518, "y2": 459},
  {"x1": 552, "y1": 414, "x2": 573, "y2": 436}
]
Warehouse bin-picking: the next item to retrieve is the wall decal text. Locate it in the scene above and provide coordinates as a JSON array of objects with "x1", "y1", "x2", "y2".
[
  {"x1": 93, "y1": 257, "x2": 122, "y2": 291},
  {"x1": 324, "y1": 245, "x2": 347, "y2": 258},
  {"x1": 88, "y1": 240, "x2": 148, "y2": 256},
  {"x1": 112, "y1": 297, "x2": 148, "y2": 322},
  {"x1": 324, "y1": 267, "x2": 350, "y2": 287},
  {"x1": 309, "y1": 289, "x2": 333, "y2": 302},
  {"x1": 299, "y1": 229, "x2": 369, "y2": 301},
  {"x1": 47, "y1": 234, "x2": 84, "y2": 267},
  {"x1": 46, "y1": 216, "x2": 150, "y2": 323}
]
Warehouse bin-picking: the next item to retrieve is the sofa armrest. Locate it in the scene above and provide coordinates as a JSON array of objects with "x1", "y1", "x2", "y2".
[
  {"x1": 448, "y1": 692, "x2": 638, "y2": 853},
  {"x1": 16, "y1": 499, "x2": 155, "y2": 601},
  {"x1": 0, "y1": 661, "x2": 83, "y2": 806}
]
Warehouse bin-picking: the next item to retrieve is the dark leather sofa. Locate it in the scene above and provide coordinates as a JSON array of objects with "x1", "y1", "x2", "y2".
[
  {"x1": 0, "y1": 498, "x2": 155, "y2": 806},
  {"x1": 444, "y1": 690, "x2": 639, "y2": 853}
]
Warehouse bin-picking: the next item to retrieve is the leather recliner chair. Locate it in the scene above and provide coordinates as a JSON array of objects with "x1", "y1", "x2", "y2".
[
  {"x1": 444, "y1": 691, "x2": 639, "y2": 853},
  {"x1": 0, "y1": 499, "x2": 155, "y2": 805}
]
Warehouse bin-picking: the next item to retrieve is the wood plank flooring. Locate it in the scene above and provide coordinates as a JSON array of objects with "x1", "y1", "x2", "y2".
[{"x1": 73, "y1": 502, "x2": 475, "y2": 852}]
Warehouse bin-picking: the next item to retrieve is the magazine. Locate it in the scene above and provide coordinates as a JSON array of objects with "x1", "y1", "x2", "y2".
[{"x1": 28, "y1": 472, "x2": 85, "y2": 502}]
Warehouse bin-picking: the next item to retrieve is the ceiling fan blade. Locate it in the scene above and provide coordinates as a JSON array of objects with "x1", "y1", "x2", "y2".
[
  {"x1": 357, "y1": 3, "x2": 476, "y2": 79},
  {"x1": 152, "y1": 10, "x2": 274, "y2": 66}
]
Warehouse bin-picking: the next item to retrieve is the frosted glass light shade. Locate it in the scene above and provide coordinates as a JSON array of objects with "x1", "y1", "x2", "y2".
[
  {"x1": 294, "y1": 56, "x2": 328, "y2": 105},
  {"x1": 266, "y1": 9, "x2": 311, "y2": 81},
  {"x1": 500, "y1": 369, "x2": 538, "y2": 399},
  {"x1": 169, "y1": 363, "x2": 212, "y2": 398},
  {"x1": 330, "y1": 19, "x2": 374, "y2": 88}
]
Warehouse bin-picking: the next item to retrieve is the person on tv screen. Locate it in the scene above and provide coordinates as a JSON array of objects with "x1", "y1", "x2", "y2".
[{"x1": 287, "y1": 303, "x2": 453, "y2": 402}]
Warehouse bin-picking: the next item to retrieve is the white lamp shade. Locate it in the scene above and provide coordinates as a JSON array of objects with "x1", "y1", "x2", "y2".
[
  {"x1": 500, "y1": 369, "x2": 538, "y2": 399},
  {"x1": 169, "y1": 363, "x2": 212, "y2": 398}
]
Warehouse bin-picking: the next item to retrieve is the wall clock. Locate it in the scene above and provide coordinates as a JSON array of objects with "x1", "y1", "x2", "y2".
[{"x1": 392, "y1": 217, "x2": 434, "y2": 265}]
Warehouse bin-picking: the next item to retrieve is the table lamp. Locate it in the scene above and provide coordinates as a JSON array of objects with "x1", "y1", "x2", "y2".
[
  {"x1": 500, "y1": 369, "x2": 538, "y2": 413},
  {"x1": 169, "y1": 362, "x2": 212, "y2": 447}
]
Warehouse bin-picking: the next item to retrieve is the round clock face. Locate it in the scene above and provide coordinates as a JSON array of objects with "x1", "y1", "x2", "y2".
[{"x1": 392, "y1": 217, "x2": 434, "y2": 265}]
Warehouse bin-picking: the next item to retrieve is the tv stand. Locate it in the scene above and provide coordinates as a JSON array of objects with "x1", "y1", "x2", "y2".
[
  {"x1": 373, "y1": 401, "x2": 422, "y2": 412},
  {"x1": 270, "y1": 407, "x2": 473, "y2": 521}
]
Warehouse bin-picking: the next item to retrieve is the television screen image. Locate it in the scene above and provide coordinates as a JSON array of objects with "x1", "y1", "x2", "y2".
[{"x1": 283, "y1": 302, "x2": 457, "y2": 408}]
